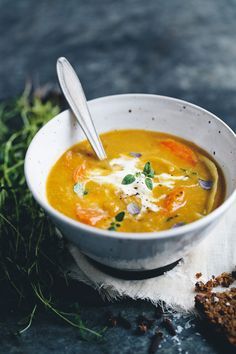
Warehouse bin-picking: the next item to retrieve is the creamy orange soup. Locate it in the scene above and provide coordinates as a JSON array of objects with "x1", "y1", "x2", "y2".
[{"x1": 47, "y1": 130, "x2": 225, "y2": 232}]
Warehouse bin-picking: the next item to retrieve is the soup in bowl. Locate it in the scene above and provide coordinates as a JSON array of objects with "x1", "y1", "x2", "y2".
[
  {"x1": 25, "y1": 94, "x2": 236, "y2": 271},
  {"x1": 47, "y1": 130, "x2": 225, "y2": 232}
]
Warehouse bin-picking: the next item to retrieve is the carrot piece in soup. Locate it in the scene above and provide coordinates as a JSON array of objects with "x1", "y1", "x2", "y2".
[
  {"x1": 163, "y1": 187, "x2": 186, "y2": 213},
  {"x1": 73, "y1": 161, "x2": 86, "y2": 182},
  {"x1": 75, "y1": 206, "x2": 107, "y2": 226},
  {"x1": 160, "y1": 139, "x2": 198, "y2": 165}
]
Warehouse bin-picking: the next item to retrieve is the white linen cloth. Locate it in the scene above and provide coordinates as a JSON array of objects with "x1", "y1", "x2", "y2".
[{"x1": 67, "y1": 203, "x2": 236, "y2": 312}]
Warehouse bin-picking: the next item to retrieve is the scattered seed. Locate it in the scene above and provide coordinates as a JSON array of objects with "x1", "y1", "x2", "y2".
[
  {"x1": 162, "y1": 318, "x2": 176, "y2": 336},
  {"x1": 137, "y1": 323, "x2": 148, "y2": 334},
  {"x1": 117, "y1": 314, "x2": 132, "y2": 329},
  {"x1": 106, "y1": 312, "x2": 118, "y2": 327},
  {"x1": 149, "y1": 331, "x2": 164, "y2": 353},
  {"x1": 195, "y1": 272, "x2": 202, "y2": 279},
  {"x1": 137, "y1": 315, "x2": 155, "y2": 329}
]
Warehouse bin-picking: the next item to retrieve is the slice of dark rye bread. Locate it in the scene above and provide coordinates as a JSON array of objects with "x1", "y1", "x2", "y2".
[{"x1": 194, "y1": 271, "x2": 236, "y2": 347}]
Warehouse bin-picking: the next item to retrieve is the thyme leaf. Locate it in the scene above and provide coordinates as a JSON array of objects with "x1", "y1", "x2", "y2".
[
  {"x1": 145, "y1": 177, "x2": 153, "y2": 190},
  {"x1": 122, "y1": 174, "x2": 135, "y2": 185},
  {"x1": 115, "y1": 211, "x2": 125, "y2": 222},
  {"x1": 143, "y1": 161, "x2": 155, "y2": 178}
]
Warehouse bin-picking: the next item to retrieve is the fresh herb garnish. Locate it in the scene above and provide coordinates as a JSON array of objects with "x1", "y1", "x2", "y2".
[
  {"x1": 122, "y1": 174, "x2": 135, "y2": 185},
  {"x1": 108, "y1": 225, "x2": 116, "y2": 231},
  {"x1": 115, "y1": 211, "x2": 125, "y2": 222},
  {"x1": 0, "y1": 86, "x2": 101, "y2": 338},
  {"x1": 145, "y1": 177, "x2": 153, "y2": 190},
  {"x1": 143, "y1": 161, "x2": 155, "y2": 178},
  {"x1": 108, "y1": 212, "x2": 125, "y2": 231}
]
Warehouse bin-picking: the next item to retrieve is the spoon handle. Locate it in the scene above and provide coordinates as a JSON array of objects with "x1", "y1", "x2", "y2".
[{"x1": 56, "y1": 57, "x2": 107, "y2": 160}]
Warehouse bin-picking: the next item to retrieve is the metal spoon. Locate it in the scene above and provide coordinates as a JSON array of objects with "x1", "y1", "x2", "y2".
[{"x1": 56, "y1": 57, "x2": 107, "y2": 160}]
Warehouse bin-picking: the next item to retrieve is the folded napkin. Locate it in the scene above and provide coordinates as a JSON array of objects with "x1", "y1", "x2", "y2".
[{"x1": 67, "y1": 202, "x2": 236, "y2": 312}]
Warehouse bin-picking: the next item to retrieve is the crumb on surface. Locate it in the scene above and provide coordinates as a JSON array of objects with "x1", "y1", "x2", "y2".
[{"x1": 195, "y1": 272, "x2": 202, "y2": 279}]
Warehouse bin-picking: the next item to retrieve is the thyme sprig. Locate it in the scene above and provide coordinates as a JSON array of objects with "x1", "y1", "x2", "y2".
[
  {"x1": 107, "y1": 211, "x2": 125, "y2": 231},
  {"x1": 0, "y1": 86, "x2": 101, "y2": 338}
]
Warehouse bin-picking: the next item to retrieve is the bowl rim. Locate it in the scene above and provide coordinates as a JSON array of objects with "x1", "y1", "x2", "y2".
[{"x1": 24, "y1": 93, "x2": 236, "y2": 241}]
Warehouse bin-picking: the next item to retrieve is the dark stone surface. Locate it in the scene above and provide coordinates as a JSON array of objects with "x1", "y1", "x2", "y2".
[
  {"x1": 0, "y1": 283, "x2": 226, "y2": 354},
  {"x1": 0, "y1": 0, "x2": 235, "y2": 353}
]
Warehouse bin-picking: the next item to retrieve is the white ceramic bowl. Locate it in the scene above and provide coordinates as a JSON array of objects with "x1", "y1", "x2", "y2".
[{"x1": 25, "y1": 94, "x2": 236, "y2": 271}]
